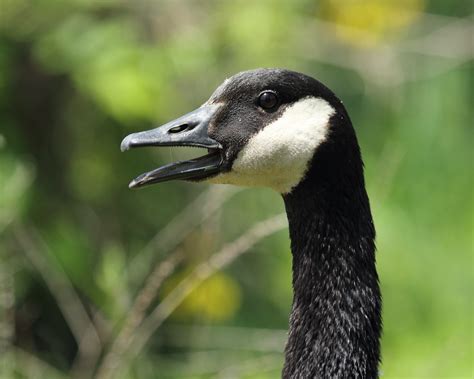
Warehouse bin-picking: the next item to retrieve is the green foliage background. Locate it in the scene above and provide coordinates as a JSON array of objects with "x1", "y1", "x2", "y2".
[{"x1": 0, "y1": 0, "x2": 472, "y2": 378}]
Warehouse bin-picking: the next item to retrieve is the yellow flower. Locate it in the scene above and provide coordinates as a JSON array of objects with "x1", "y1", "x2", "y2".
[
  {"x1": 163, "y1": 271, "x2": 242, "y2": 322},
  {"x1": 320, "y1": 0, "x2": 426, "y2": 47}
]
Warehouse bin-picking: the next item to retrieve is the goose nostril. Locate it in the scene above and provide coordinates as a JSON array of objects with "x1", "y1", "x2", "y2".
[
  {"x1": 168, "y1": 124, "x2": 188, "y2": 133},
  {"x1": 168, "y1": 122, "x2": 197, "y2": 134}
]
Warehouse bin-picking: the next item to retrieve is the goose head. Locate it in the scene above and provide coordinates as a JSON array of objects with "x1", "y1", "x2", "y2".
[{"x1": 121, "y1": 68, "x2": 352, "y2": 194}]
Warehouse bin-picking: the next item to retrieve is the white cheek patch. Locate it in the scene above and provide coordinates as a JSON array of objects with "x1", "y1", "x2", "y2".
[{"x1": 209, "y1": 97, "x2": 335, "y2": 194}]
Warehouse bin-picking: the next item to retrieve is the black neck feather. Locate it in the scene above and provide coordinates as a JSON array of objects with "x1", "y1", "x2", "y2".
[{"x1": 281, "y1": 121, "x2": 381, "y2": 378}]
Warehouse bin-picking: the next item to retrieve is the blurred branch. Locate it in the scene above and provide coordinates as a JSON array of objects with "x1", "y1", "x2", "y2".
[
  {"x1": 399, "y1": 16, "x2": 473, "y2": 60},
  {"x1": 99, "y1": 186, "x2": 241, "y2": 378},
  {"x1": 214, "y1": 354, "x2": 282, "y2": 379},
  {"x1": 160, "y1": 324, "x2": 286, "y2": 352},
  {"x1": 297, "y1": 14, "x2": 474, "y2": 87},
  {"x1": 13, "y1": 225, "x2": 102, "y2": 379},
  {"x1": 97, "y1": 249, "x2": 184, "y2": 379},
  {"x1": 0, "y1": 256, "x2": 15, "y2": 377},
  {"x1": 95, "y1": 213, "x2": 287, "y2": 379},
  {"x1": 128, "y1": 185, "x2": 242, "y2": 284}
]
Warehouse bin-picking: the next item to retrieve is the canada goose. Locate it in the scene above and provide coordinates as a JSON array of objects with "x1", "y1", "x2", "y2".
[{"x1": 121, "y1": 68, "x2": 382, "y2": 378}]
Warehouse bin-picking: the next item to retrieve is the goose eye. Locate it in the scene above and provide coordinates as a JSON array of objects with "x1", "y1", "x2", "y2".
[{"x1": 258, "y1": 91, "x2": 279, "y2": 110}]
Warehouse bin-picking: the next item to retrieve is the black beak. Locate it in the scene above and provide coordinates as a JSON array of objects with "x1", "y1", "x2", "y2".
[{"x1": 121, "y1": 104, "x2": 223, "y2": 188}]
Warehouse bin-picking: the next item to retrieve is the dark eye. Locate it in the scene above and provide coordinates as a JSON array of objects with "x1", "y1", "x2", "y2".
[{"x1": 258, "y1": 91, "x2": 279, "y2": 110}]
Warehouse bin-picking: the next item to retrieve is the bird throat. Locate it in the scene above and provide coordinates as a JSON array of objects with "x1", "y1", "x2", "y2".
[{"x1": 282, "y1": 160, "x2": 382, "y2": 378}]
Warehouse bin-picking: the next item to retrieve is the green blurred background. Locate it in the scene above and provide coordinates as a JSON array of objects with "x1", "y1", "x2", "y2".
[{"x1": 0, "y1": 0, "x2": 472, "y2": 378}]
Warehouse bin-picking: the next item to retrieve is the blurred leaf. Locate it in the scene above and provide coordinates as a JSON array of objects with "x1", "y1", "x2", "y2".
[
  {"x1": 0, "y1": 150, "x2": 34, "y2": 231},
  {"x1": 95, "y1": 241, "x2": 130, "y2": 318}
]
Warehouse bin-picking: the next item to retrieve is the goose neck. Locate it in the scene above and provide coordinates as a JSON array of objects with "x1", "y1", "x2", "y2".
[{"x1": 281, "y1": 177, "x2": 381, "y2": 378}]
